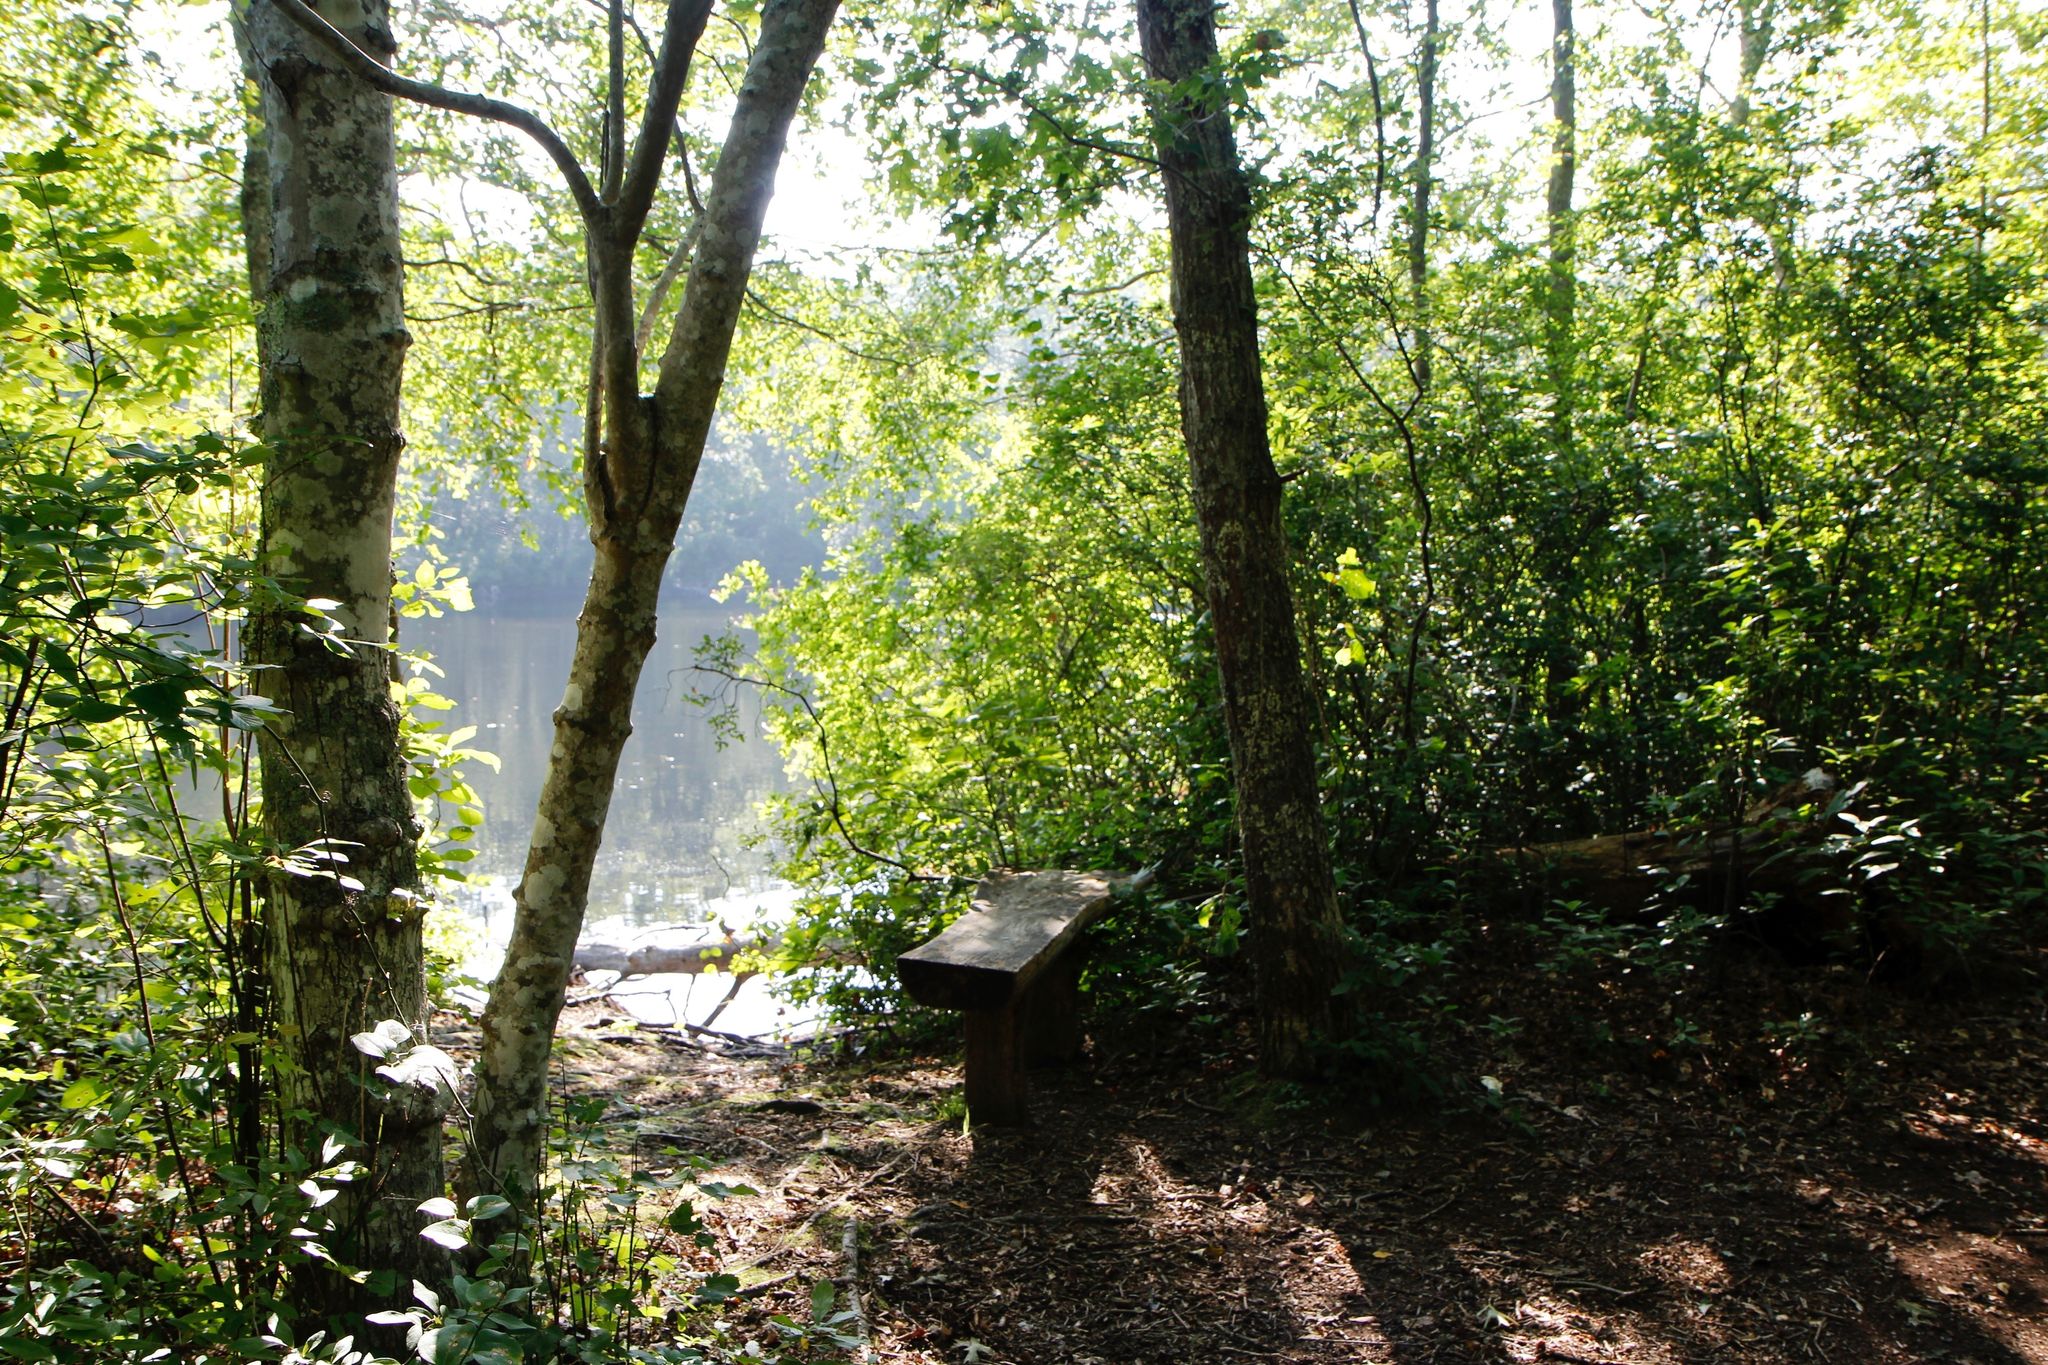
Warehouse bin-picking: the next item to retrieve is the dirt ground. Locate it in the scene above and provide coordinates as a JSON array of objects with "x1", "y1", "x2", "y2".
[{"x1": 468, "y1": 933, "x2": 2048, "y2": 1364}]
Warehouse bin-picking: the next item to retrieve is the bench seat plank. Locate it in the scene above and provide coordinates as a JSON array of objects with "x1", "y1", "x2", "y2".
[{"x1": 897, "y1": 870, "x2": 1116, "y2": 1012}]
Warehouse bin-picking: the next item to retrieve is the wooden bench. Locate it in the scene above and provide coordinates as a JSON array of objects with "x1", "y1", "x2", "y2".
[{"x1": 896, "y1": 869, "x2": 1129, "y2": 1126}]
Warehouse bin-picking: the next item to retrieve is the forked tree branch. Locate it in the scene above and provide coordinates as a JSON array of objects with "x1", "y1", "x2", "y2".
[{"x1": 263, "y1": 0, "x2": 602, "y2": 223}]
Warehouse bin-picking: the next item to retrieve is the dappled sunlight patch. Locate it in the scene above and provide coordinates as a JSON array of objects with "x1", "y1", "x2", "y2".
[
  {"x1": 1006, "y1": 1134, "x2": 1390, "y2": 1354},
  {"x1": 440, "y1": 938, "x2": 2048, "y2": 1365},
  {"x1": 1894, "y1": 1229, "x2": 2048, "y2": 1362},
  {"x1": 1086, "y1": 1166, "x2": 1129, "y2": 1206},
  {"x1": 1491, "y1": 1294, "x2": 1695, "y2": 1365},
  {"x1": 1432, "y1": 1241, "x2": 1705, "y2": 1364},
  {"x1": 1977, "y1": 1119, "x2": 2048, "y2": 1167},
  {"x1": 1911, "y1": 1091, "x2": 2048, "y2": 1170},
  {"x1": 1636, "y1": 1233, "x2": 1733, "y2": 1298}
]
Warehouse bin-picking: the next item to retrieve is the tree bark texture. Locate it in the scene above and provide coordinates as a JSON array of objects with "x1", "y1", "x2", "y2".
[
  {"x1": 1137, "y1": 0, "x2": 1346, "y2": 1079},
  {"x1": 467, "y1": 0, "x2": 839, "y2": 1203},
  {"x1": 240, "y1": 0, "x2": 445, "y2": 1319}
]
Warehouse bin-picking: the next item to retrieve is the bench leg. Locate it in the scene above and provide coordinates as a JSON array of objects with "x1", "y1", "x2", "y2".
[
  {"x1": 963, "y1": 1008, "x2": 1031, "y2": 1126},
  {"x1": 1021, "y1": 952, "x2": 1084, "y2": 1066}
]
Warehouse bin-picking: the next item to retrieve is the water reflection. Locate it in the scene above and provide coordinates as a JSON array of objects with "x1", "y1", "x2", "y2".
[{"x1": 407, "y1": 604, "x2": 791, "y2": 940}]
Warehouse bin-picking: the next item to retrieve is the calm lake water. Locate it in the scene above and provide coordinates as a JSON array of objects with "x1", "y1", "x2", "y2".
[{"x1": 407, "y1": 604, "x2": 794, "y2": 945}]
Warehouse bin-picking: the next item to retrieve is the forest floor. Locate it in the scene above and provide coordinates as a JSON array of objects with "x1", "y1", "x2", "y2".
[{"x1": 452, "y1": 931, "x2": 2048, "y2": 1365}]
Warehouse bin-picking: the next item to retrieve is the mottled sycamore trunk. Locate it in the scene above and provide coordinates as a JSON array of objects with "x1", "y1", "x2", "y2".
[
  {"x1": 467, "y1": 0, "x2": 839, "y2": 1202},
  {"x1": 240, "y1": 0, "x2": 445, "y2": 1320},
  {"x1": 1137, "y1": 0, "x2": 1346, "y2": 1079}
]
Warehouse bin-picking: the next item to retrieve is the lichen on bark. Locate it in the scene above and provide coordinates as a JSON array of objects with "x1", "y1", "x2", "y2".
[
  {"x1": 239, "y1": 0, "x2": 446, "y2": 1321},
  {"x1": 1137, "y1": 0, "x2": 1348, "y2": 1079}
]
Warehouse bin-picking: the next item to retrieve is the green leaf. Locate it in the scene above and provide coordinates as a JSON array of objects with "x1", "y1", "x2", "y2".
[
  {"x1": 420, "y1": 1218, "x2": 470, "y2": 1250},
  {"x1": 350, "y1": 1018, "x2": 412, "y2": 1060},
  {"x1": 695, "y1": 1273, "x2": 740, "y2": 1304},
  {"x1": 59, "y1": 1076, "x2": 104, "y2": 1110},
  {"x1": 125, "y1": 678, "x2": 191, "y2": 726}
]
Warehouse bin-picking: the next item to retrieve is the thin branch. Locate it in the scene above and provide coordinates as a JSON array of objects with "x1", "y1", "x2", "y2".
[
  {"x1": 578, "y1": 0, "x2": 656, "y2": 63},
  {"x1": 635, "y1": 221, "x2": 702, "y2": 354},
  {"x1": 100, "y1": 833, "x2": 227, "y2": 1292},
  {"x1": 1063, "y1": 266, "x2": 1166, "y2": 297},
  {"x1": 940, "y1": 61, "x2": 1161, "y2": 170},
  {"x1": 716, "y1": 6, "x2": 756, "y2": 64},
  {"x1": 630, "y1": 135, "x2": 711, "y2": 351},
  {"x1": 408, "y1": 299, "x2": 592, "y2": 324},
  {"x1": 402, "y1": 253, "x2": 520, "y2": 288},
  {"x1": 678, "y1": 141, "x2": 706, "y2": 214},
  {"x1": 691, "y1": 664, "x2": 955, "y2": 884},
  {"x1": 742, "y1": 288, "x2": 912, "y2": 369},
  {"x1": 0, "y1": 638, "x2": 41, "y2": 822},
  {"x1": 1278, "y1": 268, "x2": 1435, "y2": 747},
  {"x1": 1342, "y1": 0, "x2": 1389, "y2": 225},
  {"x1": 263, "y1": 0, "x2": 600, "y2": 224}
]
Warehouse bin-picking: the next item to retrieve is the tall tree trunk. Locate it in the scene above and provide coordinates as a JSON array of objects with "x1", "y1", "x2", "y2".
[
  {"x1": 239, "y1": 0, "x2": 445, "y2": 1321},
  {"x1": 467, "y1": 0, "x2": 839, "y2": 1202},
  {"x1": 1536, "y1": 0, "x2": 1585, "y2": 805},
  {"x1": 1730, "y1": 0, "x2": 1773, "y2": 129},
  {"x1": 1136, "y1": 0, "x2": 1346, "y2": 1079},
  {"x1": 1731, "y1": 0, "x2": 1793, "y2": 292},
  {"x1": 1408, "y1": 0, "x2": 1439, "y2": 397},
  {"x1": 1545, "y1": 0, "x2": 1577, "y2": 447}
]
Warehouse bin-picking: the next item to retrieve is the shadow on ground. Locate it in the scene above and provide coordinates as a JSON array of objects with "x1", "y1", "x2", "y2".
[{"x1": 514, "y1": 940, "x2": 2048, "y2": 1364}]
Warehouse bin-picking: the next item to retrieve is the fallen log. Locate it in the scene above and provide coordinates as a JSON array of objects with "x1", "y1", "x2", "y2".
[
  {"x1": 1491, "y1": 769, "x2": 1852, "y2": 924},
  {"x1": 573, "y1": 930, "x2": 784, "y2": 977},
  {"x1": 574, "y1": 926, "x2": 861, "y2": 977}
]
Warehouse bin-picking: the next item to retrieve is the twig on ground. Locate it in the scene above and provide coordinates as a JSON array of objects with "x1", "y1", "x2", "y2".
[
  {"x1": 1551, "y1": 1278, "x2": 1647, "y2": 1300},
  {"x1": 700, "y1": 973, "x2": 747, "y2": 1030},
  {"x1": 687, "y1": 1022, "x2": 787, "y2": 1048},
  {"x1": 733, "y1": 1271, "x2": 799, "y2": 1300},
  {"x1": 841, "y1": 1217, "x2": 872, "y2": 1360},
  {"x1": 566, "y1": 980, "x2": 675, "y2": 1007},
  {"x1": 651, "y1": 1030, "x2": 718, "y2": 1054},
  {"x1": 1396, "y1": 1192, "x2": 1460, "y2": 1224}
]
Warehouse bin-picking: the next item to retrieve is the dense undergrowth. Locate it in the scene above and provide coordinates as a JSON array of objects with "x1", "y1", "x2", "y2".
[{"x1": 718, "y1": 1, "x2": 2048, "y2": 1042}]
